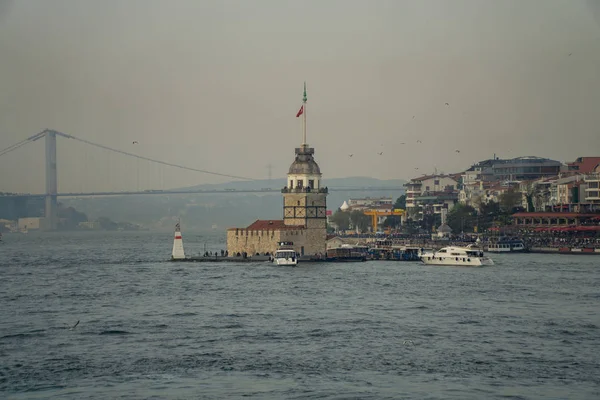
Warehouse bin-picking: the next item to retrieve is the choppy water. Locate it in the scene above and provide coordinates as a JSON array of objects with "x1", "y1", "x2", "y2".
[{"x1": 1, "y1": 231, "x2": 599, "y2": 399}]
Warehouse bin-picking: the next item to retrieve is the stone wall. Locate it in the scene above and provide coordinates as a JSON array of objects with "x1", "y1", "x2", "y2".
[{"x1": 226, "y1": 228, "x2": 307, "y2": 256}]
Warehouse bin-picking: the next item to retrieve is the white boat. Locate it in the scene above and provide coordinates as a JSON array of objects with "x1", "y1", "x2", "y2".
[
  {"x1": 421, "y1": 246, "x2": 494, "y2": 267},
  {"x1": 273, "y1": 242, "x2": 298, "y2": 266},
  {"x1": 273, "y1": 249, "x2": 297, "y2": 266}
]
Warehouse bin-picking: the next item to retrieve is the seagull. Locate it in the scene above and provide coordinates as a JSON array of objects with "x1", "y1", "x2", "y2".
[
  {"x1": 412, "y1": 116, "x2": 415, "y2": 119},
  {"x1": 348, "y1": 154, "x2": 353, "y2": 158},
  {"x1": 69, "y1": 320, "x2": 80, "y2": 330},
  {"x1": 378, "y1": 152, "x2": 383, "y2": 155},
  {"x1": 403, "y1": 340, "x2": 414, "y2": 345},
  {"x1": 568, "y1": 53, "x2": 572, "y2": 56},
  {"x1": 445, "y1": 102, "x2": 449, "y2": 106},
  {"x1": 455, "y1": 149, "x2": 460, "y2": 153},
  {"x1": 400, "y1": 142, "x2": 405, "y2": 145},
  {"x1": 132, "y1": 141, "x2": 139, "y2": 144},
  {"x1": 414, "y1": 167, "x2": 419, "y2": 170},
  {"x1": 417, "y1": 140, "x2": 422, "y2": 143}
]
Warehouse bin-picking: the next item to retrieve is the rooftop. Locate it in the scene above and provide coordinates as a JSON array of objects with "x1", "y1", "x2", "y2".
[
  {"x1": 288, "y1": 144, "x2": 321, "y2": 175},
  {"x1": 228, "y1": 220, "x2": 305, "y2": 231}
]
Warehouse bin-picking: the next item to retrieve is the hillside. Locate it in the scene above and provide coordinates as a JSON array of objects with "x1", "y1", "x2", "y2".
[{"x1": 62, "y1": 177, "x2": 406, "y2": 231}]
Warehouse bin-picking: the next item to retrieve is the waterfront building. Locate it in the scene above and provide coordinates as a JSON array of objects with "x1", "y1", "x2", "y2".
[
  {"x1": 226, "y1": 85, "x2": 328, "y2": 256},
  {"x1": 404, "y1": 174, "x2": 460, "y2": 219},
  {"x1": 464, "y1": 156, "x2": 563, "y2": 183},
  {"x1": 583, "y1": 173, "x2": 600, "y2": 207},
  {"x1": 567, "y1": 157, "x2": 600, "y2": 174}
]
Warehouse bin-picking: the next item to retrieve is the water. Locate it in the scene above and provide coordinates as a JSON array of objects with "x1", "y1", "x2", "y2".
[{"x1": 1, "y1": 232, "x2": 599, "y2": 399}]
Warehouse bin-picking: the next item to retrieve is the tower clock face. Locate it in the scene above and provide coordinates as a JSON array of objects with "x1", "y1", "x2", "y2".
[
  {"x1": 307, "y1": 207, "x2": 316, "y2": 217},
  {"x1": 284, "y1": 207, "x2": 294, "y2": 217},
  {"x1": 295, "y1": 208, "x2": 305, "y2": 217},
  {"x1": 317, "y1": 207, "x2": 326, "y2": 217}
]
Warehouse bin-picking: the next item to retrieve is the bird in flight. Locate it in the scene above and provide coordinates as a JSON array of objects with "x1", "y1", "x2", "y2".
[
  {"x1": 417, "y1": 140, "x2": 422, "y2": 143},
  {"x1": 70, "y1": 320, "x2": 80, "y2": 330},
  {"x1": 132, "y1": 141, "x2": 139, "y2": 144},
  {"x1": 568, "y1": 53, "x2": 572, "y2": 56},
  {"x1": 445, "y1": 102, "x2": 449, "y2": 106},
  {"x1": 348, "y1": 154, "x2": 353, "y2": 157},
  {"x1": 412, "y1": 116, "x2": 415, "y2": 119},
  {"x1": 455, "y1": 150, "x2": 460, "y2": 153},
  {"x1": 414, "y1": 167, "x2": 419, "y2": 170},
  {"x1": 400, "y1": 142, "x2": 405, "y2": 145},
  {"x1": 378, "y1": 152, "x2": 383, "y2": 155}
]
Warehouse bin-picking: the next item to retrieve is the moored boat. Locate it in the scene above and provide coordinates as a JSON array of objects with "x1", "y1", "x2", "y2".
[
  {"x1": 273, "y1": 242, "x2": 298, "y2": 266},
  {"x1": 421, "y1": 246, "x2": 494, "y2": 266},
  {"x1": 487, "y1": 239, "x2": 526, "y2": 253},
  {"x1": 326, "y1": 244, "x2": 367, "y2": 262}
]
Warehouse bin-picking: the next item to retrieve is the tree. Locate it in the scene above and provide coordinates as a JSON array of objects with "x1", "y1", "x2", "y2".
[
  {"x1": 478, "y1": 200, "x2": 501, "y2": 230},
  {"x1": 350, "y1": 210, "x2": 371, "y2": 233},
  {"x1": 330, "y1": 210, "x2": 351, "y2": 231},
  {"x1": 499, "y1": 188, "x2": 521, "y2": 213},
  {"x1": 393, "y1": 195, "x2": 406, "y2": 210},
  {"x1": 382, "y1": 215, "x2": 401, "y2": 229},
  {"x1": 447, "y1": 204, "x2": 477, "y2": 233}
]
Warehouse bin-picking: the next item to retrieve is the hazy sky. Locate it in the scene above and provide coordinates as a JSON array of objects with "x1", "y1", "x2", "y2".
[{"x1": 1, "y1": 0, "x2": 600, "y2": 193}]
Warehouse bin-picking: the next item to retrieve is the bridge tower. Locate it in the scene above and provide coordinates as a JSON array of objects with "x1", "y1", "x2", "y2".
[{"x1": 44, "y1": 130, "x2": 58, "y2": 230}]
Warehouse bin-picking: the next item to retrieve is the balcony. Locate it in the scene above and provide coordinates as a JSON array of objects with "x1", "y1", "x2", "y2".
[{"x1": 281, "y1": 186, "x2": 328, "y2": 194}]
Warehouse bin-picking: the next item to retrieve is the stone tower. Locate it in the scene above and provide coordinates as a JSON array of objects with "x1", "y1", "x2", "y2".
[{"x1": 281, "y1": 83, "x2": 328, "y2": 255}]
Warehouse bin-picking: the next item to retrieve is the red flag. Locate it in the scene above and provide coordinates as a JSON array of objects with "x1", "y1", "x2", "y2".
[{"x1": 296, "y1": 105, "x2": 304, "y2": 117}]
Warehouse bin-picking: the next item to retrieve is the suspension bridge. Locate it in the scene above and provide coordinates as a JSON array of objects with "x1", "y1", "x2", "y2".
[{"x1": 0, "y1": 129, "x2": 402, "y2": 230}]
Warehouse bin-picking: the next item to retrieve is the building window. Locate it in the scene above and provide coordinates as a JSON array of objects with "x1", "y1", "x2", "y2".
[
  {"x1": 297, "y1": 200, "x2": 300, "y2": 206},
  {"x1": 308, "y1": 179, "x2": 314, "y2": 188},
  {"x1": 426, "y1": 186, "x2": 430, "y2": 191},
  {"x1": 298, "y1": 180, "x2": 303, "y2": 188},
  {"x1": 434, "y1": 180, "x2": 440, "y2": 185},
  {"x1": 289, "y1": 180, "x2": 293, "y2": 188}
]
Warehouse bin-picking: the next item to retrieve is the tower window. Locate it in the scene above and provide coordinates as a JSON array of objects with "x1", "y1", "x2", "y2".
[
  {"x1": 308, "y1": 179, "x2": 314, "y2": 188},
  {"x1": 297, "y1": 180, "x2": 303, "y2": 188},
  {"x1": 289, "y1": 180, "x2": 293, "y2": 188},
  {"x1": 297, "y1": 200, "x2": 300, "y2": 206}
]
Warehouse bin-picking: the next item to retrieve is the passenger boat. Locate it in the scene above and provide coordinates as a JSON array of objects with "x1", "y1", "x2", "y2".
[
  {"x1": 326, "y1": 244, "x2": 367, "y2": 262},
  {"x1": 421, "y1": 246, "x2": 494, "y2": 266},
  {"x1": 273, "y1": 242, "x2": 298, "y2": 266},
  {"x1": 486, "y1": 239, "x2": 526, "y2": 253}
]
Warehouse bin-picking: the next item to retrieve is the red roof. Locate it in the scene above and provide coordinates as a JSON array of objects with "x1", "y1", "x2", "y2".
[
  {"x1": 512, "y1": 212, "x2": 600, "y2": 218},
  {"x1": 245, "y1": 219, "x2": 302, "y2": 230},
  {"x1": 567, "y1": 157, "x2": 600, "y2": 173}
]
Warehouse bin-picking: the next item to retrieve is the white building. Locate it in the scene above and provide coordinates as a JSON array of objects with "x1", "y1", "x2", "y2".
[{"x1": 404, "y1": 174, "x2": 460, "y2": 218}]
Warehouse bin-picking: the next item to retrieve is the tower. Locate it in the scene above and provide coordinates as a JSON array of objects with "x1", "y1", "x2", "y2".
[
  {"x1": 281, "y1": 83, "x2": 328, "y2": 255},
  {"x1": 45, "y1": 130, "x2": 58, "y2": 230}
]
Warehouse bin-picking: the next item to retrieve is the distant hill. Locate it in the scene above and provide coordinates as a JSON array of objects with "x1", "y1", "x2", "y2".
[
  {"x1": 179, "y1": 176, "x2": 406, "y2": 191},
  {"x1": 62, "y1": 176, "x2": 406, "y2": 232}
]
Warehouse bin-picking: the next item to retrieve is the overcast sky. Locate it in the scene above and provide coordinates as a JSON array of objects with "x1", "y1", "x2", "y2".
[{"x1": 1, "y1": 0, "x2": 599, "y2": 193}]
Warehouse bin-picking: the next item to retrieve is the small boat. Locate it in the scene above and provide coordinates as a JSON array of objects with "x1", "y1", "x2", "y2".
[
  {"x1": 487, "y1": 239, "x2": 526, "y2": 253},
  {"x1": 421, "y1": 246, "x2": 494, "y2": 266},
  {"x1": 326, "y1": 244, "x2": 367, "y2": 262},
  {"x1": 273, "y1": 242, "x2": 297, "y2": 266}
]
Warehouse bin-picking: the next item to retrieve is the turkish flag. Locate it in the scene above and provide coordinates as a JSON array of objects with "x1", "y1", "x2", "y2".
[{"x1": 296, "y1": 105, "x2": 304, "y2": 117}]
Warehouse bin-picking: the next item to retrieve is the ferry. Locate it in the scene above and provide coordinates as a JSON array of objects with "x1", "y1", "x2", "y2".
[
  {"x1": 487, "y1": 239, "x2": 526, "y2": 253},
  {"x1": 326, "y1": 244, "x2": 368, "y2": 262},
  {"x1": 421, "y1": 246, "x2": 494, "y2": 267},
  {"x1": 273, "y1": 242, "x2": 298, "y2": 266}
]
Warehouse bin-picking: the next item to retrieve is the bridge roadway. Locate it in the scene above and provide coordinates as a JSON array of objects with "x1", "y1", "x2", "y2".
[{"x1": 1, "y1": 186, "x2": 402, "y2": 198}]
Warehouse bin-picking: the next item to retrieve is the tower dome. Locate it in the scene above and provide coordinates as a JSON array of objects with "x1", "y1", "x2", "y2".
[{"x1": 288, "y1": 144, "x2": 321, "y2": 175}]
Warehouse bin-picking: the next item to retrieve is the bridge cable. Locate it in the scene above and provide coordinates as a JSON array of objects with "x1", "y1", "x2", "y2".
[
  {"x1": 0, "y1": 131, "x2": 47, "y2": 157},
  {"x1": 52, "y1": 130, "x2": 255, "y2": 181}
]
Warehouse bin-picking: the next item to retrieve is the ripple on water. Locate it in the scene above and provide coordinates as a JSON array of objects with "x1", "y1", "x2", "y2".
[{"x1": 1, "y1": 233, "x2": 600, "y2": 399}]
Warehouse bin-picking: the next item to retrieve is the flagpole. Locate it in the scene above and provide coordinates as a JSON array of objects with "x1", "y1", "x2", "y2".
[{"x1": 302, "y1": 82, "x2": 307, "y2": 145}]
